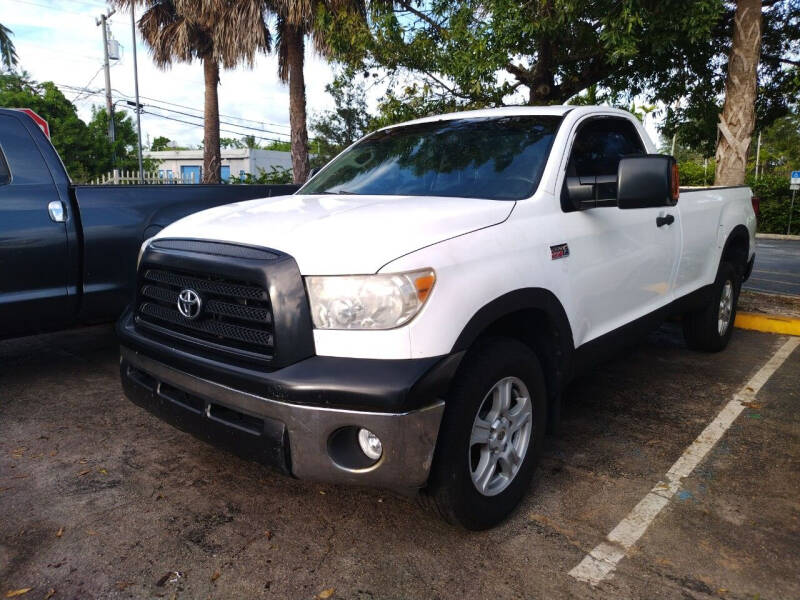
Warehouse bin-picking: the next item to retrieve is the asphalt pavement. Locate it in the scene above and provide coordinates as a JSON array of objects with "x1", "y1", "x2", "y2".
[
  {"x1": 2, "y1": 324, "x2": 799, "y2": 599},
  {"x1": 743, "y1": 237, "x2": 800, "y2": 296}
]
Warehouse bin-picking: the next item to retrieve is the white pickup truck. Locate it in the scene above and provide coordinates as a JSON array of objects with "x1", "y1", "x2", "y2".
[{"x1": 118, "y1": 105, "x2": 756, "y2": 529}]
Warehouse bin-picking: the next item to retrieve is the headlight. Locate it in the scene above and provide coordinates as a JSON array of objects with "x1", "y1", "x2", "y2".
[{"x1": 305, "y1": 269, "x2": 435, "y2": 330}]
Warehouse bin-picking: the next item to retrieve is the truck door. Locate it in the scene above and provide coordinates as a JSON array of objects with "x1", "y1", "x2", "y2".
[
  {"x1": 0, "y1": 113, "x2": 71, "y2": 337},
  {"x1": 558, "y1": 117, "x2": 681, "y2": 347}
]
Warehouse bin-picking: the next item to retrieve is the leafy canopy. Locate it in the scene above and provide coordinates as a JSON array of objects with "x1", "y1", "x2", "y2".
[
  {"x1": 660, "y1": 1, "x2": 800, "y2": 157},
  {"x1": 0, "y1": 72, "x2": 155, "y2": 182},
  {"x1": 310, "y1": 70, "x2": 372, "y2": 165},
  {"x1": 325, "y1": 0, "x2": 725, "y2": 108}
]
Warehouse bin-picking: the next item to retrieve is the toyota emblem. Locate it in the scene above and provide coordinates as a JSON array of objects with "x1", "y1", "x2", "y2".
[{"x1": 177, "y1": 288, "x2": 202, "y2": 320}]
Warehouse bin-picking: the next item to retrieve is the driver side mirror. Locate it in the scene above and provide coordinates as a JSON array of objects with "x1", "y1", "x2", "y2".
[{"x1": 617, "y1": 155, "x2": 679, "y2": 209}]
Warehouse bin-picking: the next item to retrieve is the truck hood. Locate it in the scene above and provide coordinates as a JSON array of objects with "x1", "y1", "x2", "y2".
[{"x1": 155, "y1": 193, "x2": 514, "y2": 274}]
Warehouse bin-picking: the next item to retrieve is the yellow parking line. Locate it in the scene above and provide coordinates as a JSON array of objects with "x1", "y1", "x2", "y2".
[{"x1": 735, "y1": 312, "x2": 800, "y2": 336}]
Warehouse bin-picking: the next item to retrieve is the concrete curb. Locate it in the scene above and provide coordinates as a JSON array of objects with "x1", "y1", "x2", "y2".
[
  {"x1": 756, "y1": 233, "x2": 800, "y2": 241},
  {"x1": 735, "y1": 312, "x2": 800, "y2": 336}
]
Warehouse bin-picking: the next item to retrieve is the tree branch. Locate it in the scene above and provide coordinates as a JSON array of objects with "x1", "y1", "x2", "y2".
[
  {"x1": 505, "y1": 62, "x2": 533, "y2": 84},
  {"x1": 762, "y1": 54, "x2": 800, "y2": 66},
  {"x1": 394, "y1": 1, "x2": 446, "y2": 34}
]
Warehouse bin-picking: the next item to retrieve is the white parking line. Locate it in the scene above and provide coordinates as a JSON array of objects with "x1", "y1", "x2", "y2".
[{"x1": 569, "y1": 336, "x2": 800, "y2": 586}]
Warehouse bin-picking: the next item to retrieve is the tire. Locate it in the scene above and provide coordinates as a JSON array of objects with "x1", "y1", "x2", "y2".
[
  {"x1": 683, "y1": 262, "x2": 740, "y2": 352},
  {"x1": 422, "y1": 338, "x2": 547, "y2": 530}
]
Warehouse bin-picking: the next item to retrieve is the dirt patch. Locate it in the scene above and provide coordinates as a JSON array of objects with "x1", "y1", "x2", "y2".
[{"x1": 738, "y1": 289, "x2": 800, "y2": 318}]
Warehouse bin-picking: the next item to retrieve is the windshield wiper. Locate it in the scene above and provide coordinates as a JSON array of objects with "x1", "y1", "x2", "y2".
[{"x1": 317, "y1": 190, "x2": 356, "y2": 195}]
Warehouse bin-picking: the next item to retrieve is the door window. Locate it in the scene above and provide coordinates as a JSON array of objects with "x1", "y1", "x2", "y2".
[{"x1": 563, "y1": 118, "x2": 645, "y2": 208}]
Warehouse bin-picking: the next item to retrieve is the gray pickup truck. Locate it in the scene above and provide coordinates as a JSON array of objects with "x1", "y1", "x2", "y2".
[{"x1": 0, "y1": 108, "x2": 297, "y2": 339}]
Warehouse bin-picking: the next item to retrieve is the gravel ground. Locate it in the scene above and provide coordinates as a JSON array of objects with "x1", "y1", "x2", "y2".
[
  {"x1": 738, "y1": 289, "x2": 800, "y2": 318},
  {"x1": 1, "y1": 324, "x2": 799, "y2": 600}
]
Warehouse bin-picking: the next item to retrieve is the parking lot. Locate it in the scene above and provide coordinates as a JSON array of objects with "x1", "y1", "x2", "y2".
[{"x1": 1, "y1": 324, "x2": 799, "y2": 599}]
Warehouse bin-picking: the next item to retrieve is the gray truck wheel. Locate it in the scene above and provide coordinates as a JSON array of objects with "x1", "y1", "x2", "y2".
[{"x1": 422, "y1": 338, "x2": 547, "y2": 530}]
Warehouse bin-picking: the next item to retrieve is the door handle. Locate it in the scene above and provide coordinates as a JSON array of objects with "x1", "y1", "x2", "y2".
[
  {"x1": 656, "y1": 214, "x2": 675, "y2": 227},
  {"x1": 48, "y1": 200, "x2": 65, "y2": 223}
]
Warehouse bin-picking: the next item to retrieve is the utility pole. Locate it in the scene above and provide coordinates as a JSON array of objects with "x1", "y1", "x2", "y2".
[
  {"x1": 130, "y1": 6, "x2": 144, "y2": 182},
  {"x1": 754, "y1": 130, "x2": 762, "y2": 181},
  {"x1": 96, "y1": 9, "x2": 116, "y2": 148}
]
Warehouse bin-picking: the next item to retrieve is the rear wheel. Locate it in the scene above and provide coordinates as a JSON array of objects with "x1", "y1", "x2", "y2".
[
  {"x1": 422, "y1": 338, "x2": 547, "y2": 530},
  {"x1": 683, "y1": 262, "x2": 740, "y2": 352}
]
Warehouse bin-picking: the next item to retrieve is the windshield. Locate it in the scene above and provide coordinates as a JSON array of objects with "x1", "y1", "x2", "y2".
[{"x1": 300, "y1": 115, "x2": 563, "y2": 201}]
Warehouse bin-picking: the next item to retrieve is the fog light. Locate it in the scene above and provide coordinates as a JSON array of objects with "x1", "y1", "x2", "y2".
[{"x1": 357, "y1": 428, "x2": 383, "y2": 460}]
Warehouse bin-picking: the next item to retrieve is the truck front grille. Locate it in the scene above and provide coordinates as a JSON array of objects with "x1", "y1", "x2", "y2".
[{"x1": 135, "y1": 268, "x2": 274, "y2": 361}]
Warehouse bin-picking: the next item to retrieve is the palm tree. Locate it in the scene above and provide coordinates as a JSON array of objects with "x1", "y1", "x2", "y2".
[
  {"x1": 115, "y1": 0, "x2": 270, "y2": 183},
  {"x1": 715, "y1": 0, "x2": 763, "y2": 185},
  {"x1": 0, "y1": 24, "x2": 19, "y2": 71},
  {"x1": 269, "y1": 1, "x2": 365, "y2": 184}
]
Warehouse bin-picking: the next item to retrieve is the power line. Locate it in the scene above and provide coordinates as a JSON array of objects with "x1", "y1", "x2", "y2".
[
  {"x1": 136, "y1": 93, "x2": 290, "y2": 130},
  {"x1": 57, "y1": 82, "x2": 291, "y2": 138},
  {"x1": 56, "y1": 83, "x2": 290, "y2": 139},
  {"x1": 139, "y1": 109, "x2": 290, "y2": 146},
  {"x1": 70, "y1": 67, "x2": 105, "y2": 102},
  {"x1": 139, "y1": 101, "x2": 291, "y2": 138}
]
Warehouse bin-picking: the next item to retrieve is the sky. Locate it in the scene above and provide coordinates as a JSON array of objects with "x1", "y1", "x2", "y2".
[
  {"x1": 3, "y1": 0, "x2": 343, "y2": 148},
  {"x1": 3, "y1": 0, "x2": 662, "y2": 149}
]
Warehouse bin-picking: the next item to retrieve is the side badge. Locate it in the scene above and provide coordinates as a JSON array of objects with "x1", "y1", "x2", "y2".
[{"x1": 550, "y1": 243, "x2": 570, "y2": 260}]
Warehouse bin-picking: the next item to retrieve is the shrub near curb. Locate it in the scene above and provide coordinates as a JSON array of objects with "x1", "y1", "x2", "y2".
[{"x1": 750, "y1": 174, "x2": 799, "y2": 236}]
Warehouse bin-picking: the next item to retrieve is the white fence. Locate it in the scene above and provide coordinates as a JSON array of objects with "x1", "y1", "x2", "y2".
[{"x1": 90, "y1": 169, "x2": 197, "y2": 185}]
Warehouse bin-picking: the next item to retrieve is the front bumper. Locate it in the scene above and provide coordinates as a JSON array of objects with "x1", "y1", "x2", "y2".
[{"x1": 121, "y1": 346, "x2": 445, "y2": 489}]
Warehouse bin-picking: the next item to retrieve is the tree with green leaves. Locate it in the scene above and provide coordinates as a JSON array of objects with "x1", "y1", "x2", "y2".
[
  {"x1": 86, "y1": 106, "x2": 158, "y2": 176},
  {"x1": 660, "y1": 1, "x2": 799, "y2": 159},
  {"x1": 326, "y1": 0, "x2": 727, "y2": 109},
  {"x1": 150, "y1": 135, "x2": 172, "y2": 150},
  {"x1": 0, "y1": 72, "x2": 154, "y2": 181},
  {"x1": 758, "y1": 112, "x2": 800, "y2": 171},
  {"x1": 220, "y1": 137, "x2": 245, "y2": 149},
  {"x1": 0, "y1": 24, "x2": 18, "y2": 71},
  {"x1": 115, "y1": 0, "x2": 271, "y2": 183},
  {"x1": 310, "y1": 70, "x2": 371, "y2": 166}
]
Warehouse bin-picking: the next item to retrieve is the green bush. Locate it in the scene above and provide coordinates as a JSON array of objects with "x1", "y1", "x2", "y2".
[
  {"x1": 229, "y1": 165, "x2": 293, "y2": 185},
  {"x1": 678, "y1": 160, "x2": 715, "y2": 186},
  {"x1": 748, "y1": 173, "x2": 799, "y2": 235}
]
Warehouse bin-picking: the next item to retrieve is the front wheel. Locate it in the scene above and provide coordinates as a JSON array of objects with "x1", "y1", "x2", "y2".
[
  {"x1": 683, "y1": 262, "x2": 740, "y2": 352},
  {"x1": 422, "y1": 338, "x2": 547, "y2": 530}
]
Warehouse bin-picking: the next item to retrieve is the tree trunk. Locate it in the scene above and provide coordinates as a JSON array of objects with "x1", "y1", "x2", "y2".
[
  {"x1": 714, "y1": 0, "x2": 762, "y2": 186},
  {"x1": 203, "y1": 58, "x2": 221, "y2": 184},
  {"x1": 285, "y1": 25, "x2": 310, "y2": 184}
]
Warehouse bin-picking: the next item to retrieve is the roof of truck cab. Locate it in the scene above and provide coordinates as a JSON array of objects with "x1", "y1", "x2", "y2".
[{"x1": 380, "y1": 105, "x2": 639, "y2": 131}]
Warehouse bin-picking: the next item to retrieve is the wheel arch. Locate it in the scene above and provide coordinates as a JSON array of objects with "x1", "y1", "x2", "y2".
[
  {"x1": 450, "y1": 289, "x2": 575, "y2": 425},
  {"x1": 721, "y1": 224, "x2": 750, "y2": 280}
]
